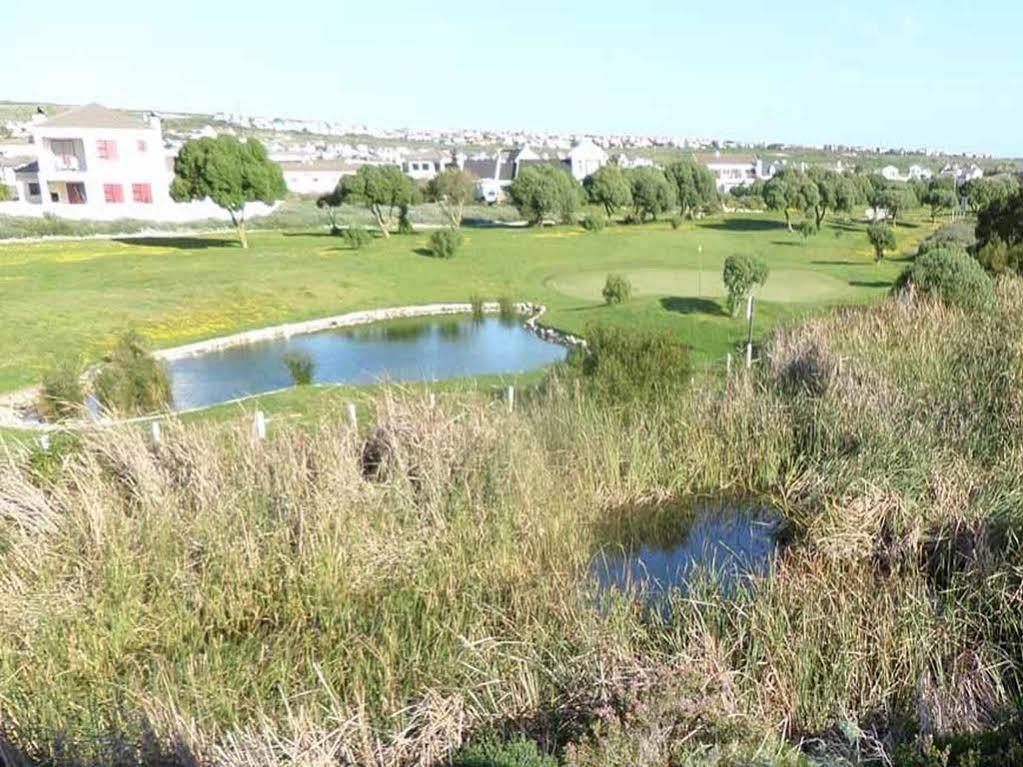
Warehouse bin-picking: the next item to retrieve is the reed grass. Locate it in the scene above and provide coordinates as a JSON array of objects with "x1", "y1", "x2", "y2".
[{"x1": 2, "y1": 282, "x2": 1023, "y2": 765}]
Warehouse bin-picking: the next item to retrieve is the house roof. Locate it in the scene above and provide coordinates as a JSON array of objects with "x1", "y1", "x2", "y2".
[
  {"x1": 40, "y1": 103, "x2": 150, "y2": 130},
  {"x1": 694, "y1": 153, "x2": 756, "y2": 166},
  {"x1": 462, "y1": 158, "x2": 499, "y2": 180},
  {"x1": 14, "y1": 160, "x2": 39, "y2": 174},
  {"x1": 0, "y1": 155, "x2": 34, "y2": 169}
]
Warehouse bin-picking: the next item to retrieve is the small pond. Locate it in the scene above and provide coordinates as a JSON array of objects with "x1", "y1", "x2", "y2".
[
  {"x1": 166, "y1": 315, "x2": 567, "y2": 410},
  {"x1": 590, "y1": 500, "x2": 785, "y2": 604}
]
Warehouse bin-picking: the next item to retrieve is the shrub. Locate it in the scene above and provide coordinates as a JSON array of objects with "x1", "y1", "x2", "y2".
[
  {"x1": 895, "y1": 246, "x2": 995, "y2": 311},
  {"x1": 454, "y1": 737, "x2": 557, "y2": 767},
  {"x1": 282, "y1": 351, "x2": 315, "y2": 385},
  {"x1": 581, "y1": 212, "x2": 606, "y2": 232},
  {"x1": 497, "y1": 295, "x2": 518, "y2": 324},
  {"x1": 669, "y1": 214, "x2": 684, "y2": 230},
  {"x1": 37, "y1": 360, "x2": 85, "y2": 422},
  {"x1": 469, "y1": 293, "x2": 486, "y2": 322},
  {"x1": 799, "y1": 219, "x2": 817, "y2": 239},
  {"x1": 722, "y1": 254, "x2": 769, "y2": 317},
  {"x1": 569, "y1": 323, "x2": 691, "y2": 401},
  {"x1": 94, "y1": 331, "x2": 172, "y2": 416},
  {"x1": 429, "y1": 227, "x2": 463, "y2": 258},
  {"x1": 975, "y1": 236, "x2": 1023, "y2": 276},
  {"x1": 917, "y1": 223, "x2": 976, "y2": 257},
  {"x1": 341, "y1": 226, "x2": 372, "y2": 249},
  {"x1": 868, "y1": 220, "x2": 896, "y2": 261},
  {"x1": 602, "y1": 274, "x2": 632, "y2": 305}
]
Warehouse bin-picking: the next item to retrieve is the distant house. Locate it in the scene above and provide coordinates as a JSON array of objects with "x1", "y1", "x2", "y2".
[
  {"x1": 279, "y1": 159, "x2": 358, "y2": 195},
  {"x1": 401, "y1": 157, "x2": 445, "y2": 181},
  {"x1": 12, "y1": 104, "x2": 171, "y2": 212},
  {"x1": 880, "y1": 165, "x2": 903, "y2": 181},
  {"x1": 907, "y1": 164, "x2": 933, "y2": 181},
  {"x1": 566, "y1": 138, "x2": 607, "y2": 180},
  {"x1": 458, "y1": 144, "x2": 575, "y2": 203},
  {"x1": 693, "y1": 152, "x2": 766, "y2": 193}
]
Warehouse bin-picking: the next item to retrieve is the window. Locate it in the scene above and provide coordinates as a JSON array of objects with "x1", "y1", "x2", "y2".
[
  {"x1": 137, "y1": 139, "x2": 147, "y2": 153},
  {"x1": 28, "y1": 182, "x2": 40, "y2": 196},
  {"x1": 132, "y1": 183, "x2": 153, "y2": 203},
  {"x1": 104, "y1": 183, "x2": 124, "y2": 203},
  {"x1": 96, "y1": 140, "x2": 119, "y2": 160}
]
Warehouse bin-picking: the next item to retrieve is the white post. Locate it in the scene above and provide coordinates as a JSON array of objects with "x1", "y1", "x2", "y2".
[
  {"x1": 428, "y1": 391, "x2": 436, "y2": 408},
  {"x1": 151, "y1": 421, "x2": 161, "y2": 446},
  {"x1": 39, "y1": 434, "x2": 51, "y2": 451},
  {"x1": 254, "y1": 410, "x2": 266, "y2": 441},
  {"x1": 507, "y1": 385, "x2": 515, "y2": 413},
  {"x1": 346, "y1": 402, "x2": 358, "y2": 429},
  {"x1": 745, "y1": 343, "x2": 753, "y2": 369},
  {"x1": 726, "y1": 353, "x2": 732, "y2": 375}
]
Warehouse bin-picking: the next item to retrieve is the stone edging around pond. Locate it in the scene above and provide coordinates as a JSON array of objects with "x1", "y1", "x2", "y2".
[{"x1": 0, "y1": 302, "x2": 585, "y2": 431}]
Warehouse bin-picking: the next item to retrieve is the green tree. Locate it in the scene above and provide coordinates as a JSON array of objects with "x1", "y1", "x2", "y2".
[
  {"x1": 170, "y1": 136, "x2": 286, "y2": 248},
  {"x1": 808, "y1": 168, "x2": 856, "y2": 229},
  {"x1": 583, "y1": 164, "x2": 632, "y2": 217},
  {"x1": 921, "y1": 178, "x2": 958, "y2": 222},
  {"x1": 722, "y1": 254, "x2": 769, "y2": 316},
  {"x1": 763, "y1": 169, "x2": 820, "y2": 232},
  {"x1": 964, "y1": 174, "x2": 1021, "y2": 215},
  {"x1": 426, "y1": 168, "x2": 476, "y2": 228},
  {"x1": 664, "y1": 158, "x2": 718, "y2": 218},
  {"x1": 628, "y1": 166, "x2": 677, "y2": 222},
  {"x1": 871, "y1": 183, "x2": 917, "y2": 228},
  {"x1": 338, "y1": 165, "x2": 419, "y2": 237},
  {"x1": 976, "y1": 188, "x2": 1023, "y2": 253},
  {"x1": 868, "y1": 220, "x2": 896, "y2": 261},
  {"x1": 895, "y1": 246, "x2": 994, "y2": 311},
  {"x1": 316, "y1": 187, "x2": 344, "y2": 233},
  {"x1": 507, "y1": 164, "x2": 582, "y2": 226}
]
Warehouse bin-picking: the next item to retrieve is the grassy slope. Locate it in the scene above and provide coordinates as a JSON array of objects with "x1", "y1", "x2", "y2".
[{"x1": 0, "y1": 212, "x2": 927, "y2": 392}]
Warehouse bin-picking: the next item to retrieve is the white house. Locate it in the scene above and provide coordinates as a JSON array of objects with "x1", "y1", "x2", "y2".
[
  {"x1": 694, "y1": 152, "x2": 766, "y2": 193},
  {"x1": 880, "y1": 164, "x2": 903, "y2": 182},
  {"x1": 566, "y1": 138, "x2": 607, "y2": 180},
  {"x1": 908, "y1": 164, "x2": 933, "y2": 181},
  {"x1": 401, "y1": 157, "x2": 446, "y2": 182},
  {"x1": 17, "y1": 104, "x2": 172, "y2": 212},
  {"x1": 279, "y1": 159, "x2": 357, "y2": 195}
]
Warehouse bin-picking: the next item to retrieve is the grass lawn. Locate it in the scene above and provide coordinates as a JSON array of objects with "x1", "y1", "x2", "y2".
[{"x1": 0, "y1": 211, "x2": 931, "y2": 395}]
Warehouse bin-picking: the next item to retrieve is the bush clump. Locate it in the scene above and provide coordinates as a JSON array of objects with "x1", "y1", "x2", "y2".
[
  {"x1": 453, "y1": 737, "x2": 557, "y2": 767},
  {"x1": 498, "y1": 295, "x2": 518, "y2": 324},
  {"x1": 469, "y1": 293, "x2": 486, "y2": 322},
  {"x1": 602, "y1": 274, "x2": 632, "y2": 305},
  {"x1": 569, "y1": 323, "x2": 690, "y2": 401},
  {"x1": 669, "y1": 214, "x2": 684, "y2": 230},
  {"x1": 722, "y1": 254, "x2": 769, "y2": 317},
  {"x1": 896, "y1": 246, "x2": 995, "y2": 311},
  {"x1": 94, "y1": 331, "x2": 172, "y2": 415},
  {"x1": 283, "y1": 351, "x2": 315, "y2": 385},
  {"x1": 918, "y1": 223, "x2": 977, "y2": 257},
  {"x1": 37, "y1": 360, "x2": 85, "y2": 422},
  {"x1": 581, "y1": 212, "x2": 606, "y2": 232},
  {"x1": 429, "y1": 228, "x2": 463, "y2": 258},
  {"x1": 868, "y1": 220, "x2": 897, "y2": 261},
  {"x1": 341, "y1": 226, "x2": 372, "y2": 249}
]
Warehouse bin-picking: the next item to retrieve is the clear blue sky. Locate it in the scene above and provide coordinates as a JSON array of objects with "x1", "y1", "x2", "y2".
[{"x1": 5, "y1": 0, "x2": 1021, "y2": 156}]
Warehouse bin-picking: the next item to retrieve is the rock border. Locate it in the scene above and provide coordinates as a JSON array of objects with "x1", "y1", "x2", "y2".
[{"x1": 0, "y1": 302, "x2": 584, "y2": 431}]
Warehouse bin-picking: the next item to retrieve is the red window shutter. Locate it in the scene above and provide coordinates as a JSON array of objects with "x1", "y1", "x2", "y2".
[
  {"x1": 103, "y1": 184, "x2": 124, "y2": 203},
  {"x1": 97, "y1": 140, "x2": 119, "y2": 160},
  {"x1": 132, "y1": 183, "x2": 153, "y2": 203},
  {"x1": 137, "y1": 139, "x2": 147, "y2": 153}
]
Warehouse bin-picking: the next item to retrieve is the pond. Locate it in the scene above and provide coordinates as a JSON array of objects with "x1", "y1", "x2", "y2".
[
  {"x1": 590, "y1": 500, "x2": 785, "y2": 604},
  {"x1": 165, "y1": 315, "x2": 567, "y2": 410}
]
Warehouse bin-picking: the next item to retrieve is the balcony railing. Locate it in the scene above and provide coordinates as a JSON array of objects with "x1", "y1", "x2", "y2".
[{"x1": 52, "y1": 155, "x2": 85, "y2": 172}]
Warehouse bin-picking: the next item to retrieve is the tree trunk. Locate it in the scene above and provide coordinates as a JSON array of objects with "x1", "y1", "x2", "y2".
[
  {"x1": 815, "y1": 205, "x2": 826, "y2": 230},
  {"x1": 784, "y1": 209, "x2": 793, "y2": 232},
  {"x1": 230, "y1": 210, "x2": 248, "y2": 249},
  {"x1": 372, "y1": 205, "x2": 390, "y2": 238}
]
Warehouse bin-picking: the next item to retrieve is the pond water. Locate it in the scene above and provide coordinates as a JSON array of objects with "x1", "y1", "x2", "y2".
[
  {"x1": 165, "y1": 316, "x2": 567, "y2": 410},
  {"x1": 590, "y1": 500, "x2": 784, "y2": 603}
]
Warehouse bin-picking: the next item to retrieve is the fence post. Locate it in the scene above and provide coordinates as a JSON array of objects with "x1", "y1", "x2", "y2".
[
  {"x1": 39, "y1": 434, "x2": 51, "y2": 451},
  {"x1": 726, "y1": 353, "x2": 732, "y2": 376},
  {"x1": 507, "y1": 385, "x2": 515, "y2": 413},
  {"x1": 346, "y1": 402, "x2": 358, "y2": 429},
  {"x1": 151, "y1": 421, "x2": 161, "y2": 447},
  {"x1": 428, "y1": 391, "x2": 436, "y2": 409},
  {"x1": 254, "y1": 410, "x2": 266, "y2": 441}
]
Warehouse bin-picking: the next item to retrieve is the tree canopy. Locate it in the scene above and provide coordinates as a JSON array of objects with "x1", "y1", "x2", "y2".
[
  {"x1": 868, "y1": 220, "x2": 896, "y2": 261},
  {"x1": 583, "y1": 164, "x2": 632, "y2": 217},
  {"x1": 763, "y1": 169, "x2": 820, "y2": 231},
  {"x1": 975, "y1": 188, "x2": 1023, "y2": 254},
  {"x1": 170, "y1": 135, "x2": 286, "y2": 248},
  {"x1": 921, "y1": 178, "x2": 958, "y2": 222},
  {"x1": 664, "y1": 159, "x2": 718, "y2": 218},
  {"x1": 628, "y1": 167, "x2": 677, "y2": 222},
  {"x1": 870, "y1": 183, "x2": 918, "y2": 227},
  {"x1": 722, "y1": 254, "x2": 769, "y2": 317},
  {"x1": 507, "y1": 164, "x2": 582, "y2": 226},
  {"x1": 807, "y1": 167, "x2": 858, "y2": 228},
  {"x1": 426, "y1": 168, "x2": 476, "y2": 228},
  {"x1": 964, "y1": 175, "x2": 1021, "y2": 215},
  {"x1": 338, "y1": 165, "x2": 419, "y2": 237}
]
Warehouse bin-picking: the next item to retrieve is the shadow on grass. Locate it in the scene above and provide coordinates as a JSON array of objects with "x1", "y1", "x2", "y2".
[
  {"x1": 811, "y1": 260, "x2": 872, "y2": 266},
  {"x1": 848, "y1": 279, "x2": 893, "y2": 288},
  {"x1": 113, "y1": 236, "x2": 237, "y2": 249},
  {"x1": 659, "y1": 296, "x2": 726, "y2": 316},
  {"x1": 770, "y1": 240, "x2": 806, "y2": 247},
  {"x1": 413, "y1": 247, "x2": 436, "y2": 258},
  {"x1": 699, "y1": 218, "x2": 784, "y2": 232}
]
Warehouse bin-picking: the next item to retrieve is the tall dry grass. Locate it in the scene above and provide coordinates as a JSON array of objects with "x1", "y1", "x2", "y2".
[{"x1": 2, "y1": 283, "x2": 1023, "y2": 765}]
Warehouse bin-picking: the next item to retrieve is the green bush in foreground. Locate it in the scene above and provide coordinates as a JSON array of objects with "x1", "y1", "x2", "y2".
[
  {"x1": 896, "y1": 246, "x2": 995, "y2": 311},
  {"x1": 722, "y1": 253, "x2": 769, "y2": 317},
  {"x1": 570, "y1": 322, "x2": 690, "y2": 401},
  {"x1": 282, "y1": 351, "x2": 315, "y2": 385},
  {"x1": 429, "y1": 227, "x2": 463, "y2": 258},
  {"x1": 37, "y1": 360, "x2": 85, "y2": 422},
  {"x1": 94, "y1": 331, "x2": 172, "y2": 415},
  {"x1": 602, "y1": 273, "x2": 632, "y2": 305},
  {"x1": 341, "y1": 226, "x2": 373, "y2": 249},
  {"x1": 580, "y1": 212, "x2": 606, "y2": 232},
  {"x1": 454, "y1": 737, "x2": 557, "y2": 767}
]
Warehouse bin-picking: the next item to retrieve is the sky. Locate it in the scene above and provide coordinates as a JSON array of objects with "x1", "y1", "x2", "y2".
[{"x1": 4, "y1": 0, "x2": 1022, "y2": 156}]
